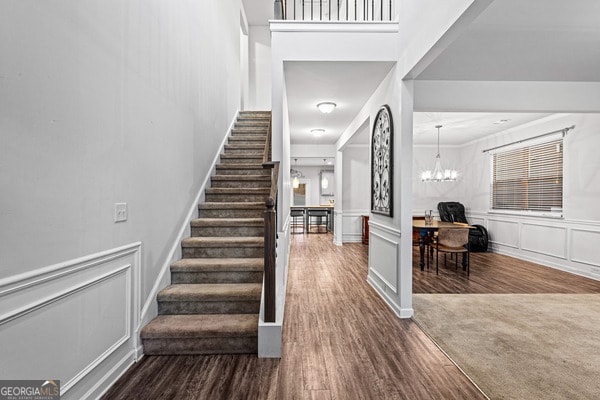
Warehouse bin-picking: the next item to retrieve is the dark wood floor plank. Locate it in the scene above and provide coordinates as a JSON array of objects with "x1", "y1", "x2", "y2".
[
  {"x1": 104, "y1": 234, "x2": 600, "y2": 400},
  {"x1": 413, "y1": 246, "x2": 600, "y2": 294}
]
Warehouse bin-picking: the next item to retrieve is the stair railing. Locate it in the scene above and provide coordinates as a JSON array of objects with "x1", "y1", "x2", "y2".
[
  {"x1": 262, "y1": 116, "x2": 278, "y2": 323},
  {"x1": 275, "y1": 0, "x2": 394, "y2": 21}
]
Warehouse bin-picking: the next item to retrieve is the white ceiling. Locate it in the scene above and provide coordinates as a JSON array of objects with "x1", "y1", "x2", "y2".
[
  {"x1": 417, "y1": 0, "x2": 600, "y2": 81},
  {"x1": 285, "y1": 61, "x2": 396, "y2": 145},
  {"x1": 244, "y1": 0, "x2": 599, "y2": 148},
  {"x1": 413, "y1": 112, "x2": 551, "y2": 146},
  {"x1": 242, "y1": 0, "x2": 273, "y2": 26}
]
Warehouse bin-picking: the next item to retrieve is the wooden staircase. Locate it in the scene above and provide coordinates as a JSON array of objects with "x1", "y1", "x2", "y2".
[{"x1": 140, "y1": 111, "x2": 271, "y2": 355}]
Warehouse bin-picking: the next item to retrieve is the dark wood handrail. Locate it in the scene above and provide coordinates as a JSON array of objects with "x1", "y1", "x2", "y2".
[
  {"x1": 262, "y1": 113, "x2": 278, "y2": 323},
  {"x1": 263, "y1": 117, "x2": 272, "y2": 164}
]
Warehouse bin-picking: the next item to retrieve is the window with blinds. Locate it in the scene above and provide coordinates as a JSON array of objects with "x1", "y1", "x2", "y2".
[{"x1": 491, "y1": 138, "x2": 563, "y2": 213}]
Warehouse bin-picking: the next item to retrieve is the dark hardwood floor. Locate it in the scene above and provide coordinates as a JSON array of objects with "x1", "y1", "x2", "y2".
[
  {"x1": 103, "y1": 233, "x2": 600, "y2": 399},
  {"x1": 413, "y1": 246, "x2": 600, "y2": 294}
]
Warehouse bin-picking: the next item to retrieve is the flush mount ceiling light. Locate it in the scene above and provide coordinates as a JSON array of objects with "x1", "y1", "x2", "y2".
[
  {"x1": 316, "y1": 102, "x2": 336, "y2": 114},
  {"x1": 311, "y1": 128, "x2": 325, "y2": 136},
  {"x1": 421, "y1": 125, "x2": 458, "y2": 182}
]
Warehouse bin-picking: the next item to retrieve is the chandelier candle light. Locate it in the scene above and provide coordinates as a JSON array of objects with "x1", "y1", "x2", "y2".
[
  {"x1": 321, "y1": 159, "x2": 329, "y2": 189},
  {"x1": 291, "y1": 158, "x2": 301, "y2": 189},
  {"x1": 421, "y1": 125, "x2": 458, "y2": 182}
]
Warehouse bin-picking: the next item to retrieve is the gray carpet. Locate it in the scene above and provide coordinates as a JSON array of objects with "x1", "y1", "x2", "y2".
[{"x1": 413, "y1": 294, "x2": 600, "y2": 400}]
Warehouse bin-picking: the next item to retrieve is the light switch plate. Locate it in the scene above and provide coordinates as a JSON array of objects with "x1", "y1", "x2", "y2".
[{"x1": 114, "y1": 203, "x2": 127, "y2": 222}]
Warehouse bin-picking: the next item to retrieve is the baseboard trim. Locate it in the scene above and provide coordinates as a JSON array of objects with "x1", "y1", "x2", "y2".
[
  {"x1": 367, "y1": 274, "x2": 413, "y2": 318},
  {"x1": 86, "y1": 350, "x2": 137, "y2": 400}
]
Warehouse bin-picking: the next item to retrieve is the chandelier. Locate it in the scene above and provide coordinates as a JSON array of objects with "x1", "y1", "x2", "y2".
[
  {"x1": 321, "y1": 159, "x2": 329, "y2": 189},
  {"x1": 290, "y1": 158, "x2": 303, "y2": 189},
  {"x1": 421, "y1": 125, "x2": 458, "y2": 182}
]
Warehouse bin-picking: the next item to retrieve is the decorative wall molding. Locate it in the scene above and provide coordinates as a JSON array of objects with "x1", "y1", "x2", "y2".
[
  {"x1": 467, "y1": 210, "x2": 600, "y2": 281},
  {"x1": 341, "y1": 211, "x2": 369, "y2": 243},
  {"x1": 369, "y1": 231, "x2": 399, "y2": 294},
  {"x1": 368, "y1": 219, "x2": 401, "y2": 236},
  {"x1": 0, "y1": 243, "x2": 142, "y2": 400},
  {"x1": 520, "y1": 222, "x2": 567, "y2": 259},
  {"x1": 487, "y1": 218, "x2": 519, "y2": 249},
  {"x1": 570, "y1": 228, "x2": 600, "y2": 268}
]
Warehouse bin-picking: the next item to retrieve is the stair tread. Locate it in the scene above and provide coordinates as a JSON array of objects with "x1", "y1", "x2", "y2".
[
  {"x1": 199, "y1": 202, "x2": 265, "y2": 209},
  {"x1": 206, "y1": 187, "x2": 270, "y2": 193},
  {"x1": 191, "y1": 218, "x2": 263, "y2": 226},
  {"x1": 216, "y1": 163, "x2": 267, "y2": 168},
  {"x1": 224, "y1": 144, "x2": 265, "y2": 149},
  {"x1": 182, "y1": 236, "x2": 264, "y2": 247},
  {"x1": 141, "y1": 111, "x2": 269, "y2": 356},
  {"x1": 212, "y1": 175, "x2": 270, "y2": 180},
  {"x1": 158, "y1": 283, "x2": 262, "y2": 302},
  {"x1": 172, "y1": 258, "x2": 263, "y2": 271},
  {"x1": 216, "y1": 164, "x2": 266, "y2": 169},
  {"x1": 141, "y1": 314, "x2": 258, "y2": 339},
  {"x1": 221, "y1": 153, "x2": 263, "y2": 156},
  {"x1": 228, "y1": 135, "x2": 267, "y2": 139}
]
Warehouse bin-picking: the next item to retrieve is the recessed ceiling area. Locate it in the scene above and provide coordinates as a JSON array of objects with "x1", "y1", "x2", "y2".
[
  {"x1": 413, "y1": 112, "x2": 551, "y2": 146},
  {"x1": 285, "y1": 61, "x2": 396, "y2": 145}
]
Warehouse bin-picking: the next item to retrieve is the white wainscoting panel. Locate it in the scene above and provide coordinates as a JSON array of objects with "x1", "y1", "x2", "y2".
[
  {"x1": 469, "y1": 216, "x2": 485, "y2": 226},
  {"x1": 521, "y1": 223, "x2": 567, "y2": 259},
  {"x1": 0, "y1": 243, "x2": 141, "y2": 400},
  {"x1": 342, "y1": 211, "x2": 368, "y2": 243},
  {"x1": 369, "y1": 231, "x2": 399, "y2": 294},
  {"x1": 487, "y1": 219, "x2": 519, "y2": 249},
  {"x1": 468, "y1": 211, "x2": 600, "y2": 281},
  {"x1": 571, "y1": 228, "x2": 600, "y2": 268}
]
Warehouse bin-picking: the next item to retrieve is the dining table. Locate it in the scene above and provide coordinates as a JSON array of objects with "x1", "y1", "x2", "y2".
[{"x1": 412, "y1": 219, "x2": 473, "y2": 271}]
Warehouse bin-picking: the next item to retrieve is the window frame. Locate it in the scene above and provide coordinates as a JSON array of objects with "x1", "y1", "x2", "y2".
[{"x1": 488, "y1": 134, "x2": 564, "y2": 219}]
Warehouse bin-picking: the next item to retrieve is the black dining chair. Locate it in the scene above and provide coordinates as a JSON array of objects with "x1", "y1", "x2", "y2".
[
  {"x1": 290, "y1": 208, "x2": 305, "y2": 234},
  {"x1": 307, "y1": 208, "x2": 328, "y2": 234}
]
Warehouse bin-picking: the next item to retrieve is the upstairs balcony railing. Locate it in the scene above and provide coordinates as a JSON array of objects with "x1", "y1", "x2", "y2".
[{"x1": 275, "y1": 0, "x2": 394, "y2": 22}]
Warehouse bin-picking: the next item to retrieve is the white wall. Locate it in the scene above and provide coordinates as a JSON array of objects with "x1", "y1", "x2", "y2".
[
  {"x1": 412, "y1": 145, "x2": 465, "y2": 214},
  {"x1": 412, "y1": 113, "x2": 600, "y2": 280},
  {"x1": 0, "y1": 0, "x2": 242, "y2": 395},
  {"x1": 339, "y1": 64, "x2": 414, "y2": 318},
  {"x1": 341, "y1": 145, "x2": 370, "y2": 242},
  {"x1": 248, "y1": 26, "x2": 272, "y2": 110},
  {"x1": 290, "y1": 166, "x2": 335, "y2": 206}
]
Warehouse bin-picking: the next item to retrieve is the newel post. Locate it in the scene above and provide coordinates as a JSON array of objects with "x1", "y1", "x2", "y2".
[{"x1": 264, "y1": 197, "x2": 276, "y2": 322}]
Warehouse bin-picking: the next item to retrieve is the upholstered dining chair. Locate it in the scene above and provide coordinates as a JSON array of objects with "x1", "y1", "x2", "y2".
[{"x1": 433, "y1": 227, "x2": 470, "y2": 276}]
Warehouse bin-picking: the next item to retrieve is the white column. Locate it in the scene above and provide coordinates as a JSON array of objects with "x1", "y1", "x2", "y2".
[{"x1": 334, "y1": 150, "x2": 343, "y2": 246}]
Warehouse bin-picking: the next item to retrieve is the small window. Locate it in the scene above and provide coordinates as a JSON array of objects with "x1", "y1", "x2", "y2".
[{"x1": 490, "y1": 138, "x2": 563, "y2": 214}]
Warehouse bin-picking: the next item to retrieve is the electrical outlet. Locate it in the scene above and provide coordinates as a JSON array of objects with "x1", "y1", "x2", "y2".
[{"x1": 114, "y1": 203, "x2": 127, "y2": 222}]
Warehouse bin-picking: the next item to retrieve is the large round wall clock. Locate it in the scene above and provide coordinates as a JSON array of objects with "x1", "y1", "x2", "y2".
[{"x1": 371, "y1": 105, "x2": 393, "y2": 217}]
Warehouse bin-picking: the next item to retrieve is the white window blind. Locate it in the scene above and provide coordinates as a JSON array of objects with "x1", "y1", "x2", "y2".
[{"x1": 491, "y1": 138, "x2": 563, "y2": 213}]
